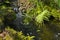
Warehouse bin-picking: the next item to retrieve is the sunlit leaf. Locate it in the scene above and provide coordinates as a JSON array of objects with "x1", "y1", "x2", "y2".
[
  {"x1": 1, "y1": 5, "x2": 6, "y2": 9},
  {"x1": 35, "y1": 10, "x2": 50, "y2": 23}
]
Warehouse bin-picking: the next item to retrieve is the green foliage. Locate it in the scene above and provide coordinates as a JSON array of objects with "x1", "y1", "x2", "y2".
[
  {"x1": 0, "y1": 0, "x2": 16, "y2": 26},
  {"x1": 4, "y1": 27, "x2": 35, "y2": 40},
  {"x1": 0, "y1": 0, "x2": 60, "y2": 40},
  {"x1": 35, "y1": 10, "x2": 50, "y2": 23},
  {"x1": 0, "y1": 0, "x2": 35, "y2": 40},
  {"x1": 0, "y1": 27, "x2": 35, "y2": 40},
  {"x1": 0, "y1": 0, "x2": 16, "y2": 33},
  {"x1": 23, "y1": 0, "x2": 60, "y2": 25},
  {"x1": 54, "y1": 0, "x2": 60, "y2": 8},
  {"x1": 22, "y1": 0, "x2": 60, "y2": 40}
]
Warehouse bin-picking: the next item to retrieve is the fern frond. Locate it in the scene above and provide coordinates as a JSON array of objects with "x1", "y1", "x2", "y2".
[{"x1": 35, "y1": 10, "x2": 50, "y2": 23}]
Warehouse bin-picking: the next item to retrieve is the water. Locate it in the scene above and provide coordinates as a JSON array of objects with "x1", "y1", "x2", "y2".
[{"x1": 13, "y1": 6, "x2": 25, "y2": 31}]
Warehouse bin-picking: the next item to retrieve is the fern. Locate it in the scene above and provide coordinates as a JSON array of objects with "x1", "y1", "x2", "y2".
[{"x1": 35, "y1": 10, "x2": 50, "y2": 23}]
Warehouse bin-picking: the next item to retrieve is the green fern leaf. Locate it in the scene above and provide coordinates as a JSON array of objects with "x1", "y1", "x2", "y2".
[{"x1": 35, "y1": 10, "x2": 50, "y2": 23}]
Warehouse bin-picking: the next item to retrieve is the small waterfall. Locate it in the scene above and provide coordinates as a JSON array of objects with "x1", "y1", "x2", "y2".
[{"x1": 13, "y1": 6, "x2": 24, "y2": 31}]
